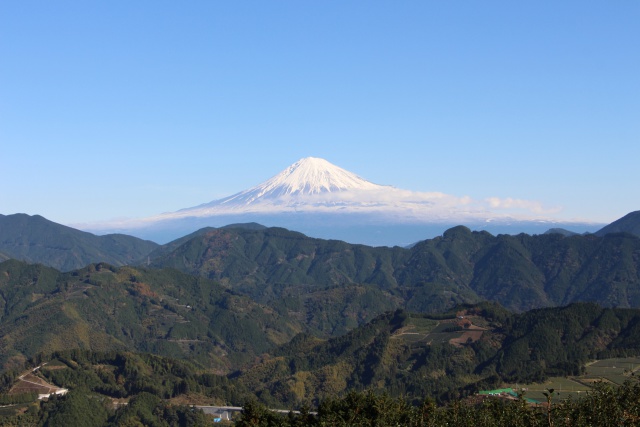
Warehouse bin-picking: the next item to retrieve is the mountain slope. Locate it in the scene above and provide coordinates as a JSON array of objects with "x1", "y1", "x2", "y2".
[
  {"x1": 0, "y1": 260, "x2": 304, "y2": 372},
  {"x1": 595, "y1": 210, "x2": 640, "y2": 237},
  {"x1": 147, "y1": 225, "x2": 640, "y2": 313},
  {"x1": 236, "y1": 303, "x2": 640, "y2": 406},
  {"x1": 0, "y1": 214, "x2": 158, "y2": 271},
  {"x1": 544, "y1": 228, "x2": 580, "y2": 236},
  {"x1": 147, "y1": 227, "x2": 407, "y2": 334}
]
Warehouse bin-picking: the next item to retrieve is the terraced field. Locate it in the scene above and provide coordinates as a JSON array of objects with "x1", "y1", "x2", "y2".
[
  {"x1": 504, "y1": 356, "x2": 640, "y2": 402},
  {"x1": 584, "y1": 357, "x2": 640, "y2": 384},
  {"x1": 9, "y1": 366, "x2": 67, "y2": 398},
  {"x1": 391, "y1": 315, "x2": 486, "y2": 346}
]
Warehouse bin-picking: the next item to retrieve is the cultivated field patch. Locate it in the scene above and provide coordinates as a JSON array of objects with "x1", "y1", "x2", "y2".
[
  {"x1": 503, "y1": 356, "x2": 640, "y2": 402},
  {"x1": 9, "y1": 367, "x2": 67, "y2": 398}
]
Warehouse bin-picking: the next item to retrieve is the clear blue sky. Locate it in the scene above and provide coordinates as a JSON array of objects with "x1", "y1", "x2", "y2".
[{"x1": 1, "y1": 1, "x2": 638, "y2": 226}]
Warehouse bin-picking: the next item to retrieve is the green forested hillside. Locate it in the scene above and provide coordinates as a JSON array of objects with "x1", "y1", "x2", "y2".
[
  {"x1": 493, "y1": 303, "x2": 640, "y2": 380},
  {"x1": 2, "y1": 218, "x2": 640, "y2": 424},
  {"x1": 234, "y1": 303, "x2": 640, "y2": 407},
  {"x1": 35, "y1": 351, "x2": 249, "y2": 403},
  {"x1": 0, "y1": 214, "x2": 158, "y2": 271},
  {"x1": 4, "y1": 256, "x2": 640, "y2": 408},
  {"x1": 0, "y1": 351, "x2": 243, "y2": 426},
  {"x1": 3, "y1": 348, "x2": 638, "y2": 427},
  {"x1": 235, "y1": 380, "x2": 640, "y2": 427},
  {"x1": 148, "y1": 227, "x2": 406, "y2": 292},
  {"x1": 2, "y1": 298, "x2": 640, "y2": 424},
  {"x1": 0, "y1": 260, "x2": 304, "y2": 372},
  {"x1": 3, "y1": 212, "x2": 640, "y2": 314},
  {"x1": 148, "y1": 225, "x2": 640, "y2": 312}
]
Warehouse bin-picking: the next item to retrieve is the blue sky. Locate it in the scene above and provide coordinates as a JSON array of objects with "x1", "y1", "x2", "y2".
[{"x1": 1, "y1": 1, "x2": 638, "y2": 226}]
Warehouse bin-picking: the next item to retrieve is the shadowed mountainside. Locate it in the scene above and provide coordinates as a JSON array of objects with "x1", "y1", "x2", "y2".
[
  {"x1": 0, "y1": 214, "x2": 158, "y2": 271},
  {"x1": 595, "y1": 210, "x2": 640, "y2": 237}
]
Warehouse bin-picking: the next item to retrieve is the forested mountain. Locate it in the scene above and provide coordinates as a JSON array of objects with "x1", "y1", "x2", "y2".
[
  {"x1": 4, "y1": 255, "x2": 640, "y2": 404},
  {"x1": 544, "y1": 228, "x2": 579, "y2": 236},
  {"x1": 4, "y1": 345, "x2": 639, "y2": 427},
  {"x1": 147, "y1": 225, "x2": 640, "y2": 312},
  {"x1": 142, "y1": 223, "x2": 266, "y2": 261},
  {"x1": 236, "y1": 303, "x2": 640, "y2": 406},
  {"x1": 0, "y1": 260, "x2": 304, "y2": 372},
  {"x1": 495, "y1": 303, "x2": 640, "y2": 380},
  {"x1": 595, "y1": 210, "x2": 640, "y2": 237},
  {"x1": 0, "y1": 351, "x2": 242, "y2": 426},
  {"x1": 2, "y1": 211, "x2": 639, "y2": 313},
  {"x1": 2, "y1": 256, "x2": 640, "y2": 424},
  {"x1": 0, "y1": 214, "x2": 158, "y2": 271},
  {"x1": 3, "y1": 298, "x2": 640, "y2": 410},
  {"x1": 2, "y1": 210, "x2": 640, "y2": 423}
]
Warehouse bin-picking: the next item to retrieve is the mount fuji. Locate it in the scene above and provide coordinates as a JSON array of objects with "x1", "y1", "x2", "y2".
[
  {"x1": 181, "y1": 157, "x2": 391, "y2": 214},
  {"x1": 83, "y1": 157, "x2": 601, "y2": 246}
]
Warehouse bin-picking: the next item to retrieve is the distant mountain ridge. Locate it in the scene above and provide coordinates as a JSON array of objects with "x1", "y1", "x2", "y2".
[
  {"x1": 146, "y1": 222, "x2": 640, "y2": 313},
  {"x1": 0, "y1": 214, "x2": 158, "y2": 271},
  {"x1": 0, "y1": 212, "x2": 638, "y2": 290},
  {"x1": 544, "y1": 227, "x2": 580, "y2": 236}
]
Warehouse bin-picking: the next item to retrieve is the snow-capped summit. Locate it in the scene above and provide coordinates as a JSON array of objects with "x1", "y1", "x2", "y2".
[
  {"x1": 79, "y1": 156, "x2": 599, "y2": 246},
  {"x1": 219, "y1": 157, "x2": 387, "y2": 205},
  {"x1": 179, "y1": 157, "x2": 390, "y2": 214}
]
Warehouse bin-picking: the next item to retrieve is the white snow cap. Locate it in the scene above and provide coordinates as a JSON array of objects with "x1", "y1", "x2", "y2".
[
  {"x1": 250, "y1": 157, "x2": 384, "y2": 197},
  {"x1": 214, "y1": 157, "x2": 387, "y2": 206},
  {"x1": 84, "y1": 155, "x2": 567, "y2": 233}
]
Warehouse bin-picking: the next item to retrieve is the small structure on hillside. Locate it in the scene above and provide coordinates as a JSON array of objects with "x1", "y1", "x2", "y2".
[{"x1": 38, "y1": 389, "x2": 68, "y2": 400}]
